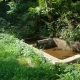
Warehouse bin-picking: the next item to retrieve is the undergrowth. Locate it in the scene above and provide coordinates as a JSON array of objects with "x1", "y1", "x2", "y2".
[{"x1": 0, "y1": 33, "x2": 59, "y2": 80}]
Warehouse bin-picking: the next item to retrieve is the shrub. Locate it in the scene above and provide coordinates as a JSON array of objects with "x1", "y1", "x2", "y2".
[
  {"x1": 72, "y1": 1, "x2": 80, "y2": 14},
  {"x1": 0, "y1": 17, "x2": 10, "y2": 32},
  {"x1": 60, "y1": 27, "x2": 80, "y2": 42},
  {"x1": 59, "y1": 64, "x2": 80, "y2": 80}
]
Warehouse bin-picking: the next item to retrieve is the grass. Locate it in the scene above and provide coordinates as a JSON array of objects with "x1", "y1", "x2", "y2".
[{"x1": 0, "y1": 33, "x2": 59, "y2": 80}]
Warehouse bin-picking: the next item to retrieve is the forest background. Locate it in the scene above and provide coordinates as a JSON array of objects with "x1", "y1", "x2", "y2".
[{"x1": 0, "y1": 0, "x2": 80, "y2": 42}]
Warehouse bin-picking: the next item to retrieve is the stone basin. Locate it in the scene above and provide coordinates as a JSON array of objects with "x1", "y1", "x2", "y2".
[
  {"x1": 28, "y1": 38, "x2": 80, "y2": 64},
  {"x1": 32, "y1": 45, "x2": 80, "y2": 64}
]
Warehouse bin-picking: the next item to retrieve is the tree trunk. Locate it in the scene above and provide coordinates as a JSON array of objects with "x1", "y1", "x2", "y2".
[{"x1": 45, "y1": 0, "x2": 53, "y2": 22}]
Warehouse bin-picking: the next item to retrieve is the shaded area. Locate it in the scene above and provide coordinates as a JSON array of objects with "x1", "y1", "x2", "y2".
[{"x1": 0, "y1": 58, "x2": 59, "y2": 80}]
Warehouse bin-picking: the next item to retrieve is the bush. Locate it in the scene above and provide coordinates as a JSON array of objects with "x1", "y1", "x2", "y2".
[
  {"x1": 72, "y1": 1, "x2": 80, "y2": 14},
  {"x1": 60, "y1": 27, "x2": 80, "y2": 42},
  {"x1": 59, "y1": 64, "x2": 80, "y2": 80},
  {"x1": 0, "y1": 17, "x2": 10, "y2": 32}
]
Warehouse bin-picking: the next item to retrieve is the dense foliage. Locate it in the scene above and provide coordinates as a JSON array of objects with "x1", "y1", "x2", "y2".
[{"x1": 0, "y1": 0, "x2": 80, "y2": 41}]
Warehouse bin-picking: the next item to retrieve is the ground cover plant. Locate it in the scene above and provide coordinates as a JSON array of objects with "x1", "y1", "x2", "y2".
[{"x1": 0, "y1": 33, "x2": 60, "y2": 80}]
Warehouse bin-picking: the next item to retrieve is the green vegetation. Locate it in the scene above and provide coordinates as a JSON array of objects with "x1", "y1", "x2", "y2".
[
  {"x1": 0, "y1": 33, "x2": 56, "y2": 80},
  {"x1": 0, "y1": 0, "x2": 80, "y2": 40},
  {"x1": 0, "y1": 0, "x2": 80, "y2": 80}
]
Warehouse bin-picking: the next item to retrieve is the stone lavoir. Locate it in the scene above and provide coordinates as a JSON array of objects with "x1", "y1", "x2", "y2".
[
  {"x1": 43, "y1": 48, "x2": 76, "y2": 59},
  {"x1": 27, "y1": 38, "x2": 80, "y2": 64},
  {"x1": 37, "y1": 38, "x2": 80, "y2": 59}
]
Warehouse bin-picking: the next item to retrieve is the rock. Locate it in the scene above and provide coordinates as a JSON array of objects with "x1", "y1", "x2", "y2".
[
  {"x1": 37, "y1": 38, "x2": 57, "y2": 49},
  {"x1": 70, "y1": 41, "x2": 80, "y2": 52},
  {"x1": 53, "y1": 38, "x2": 70, "y2": 50}
]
